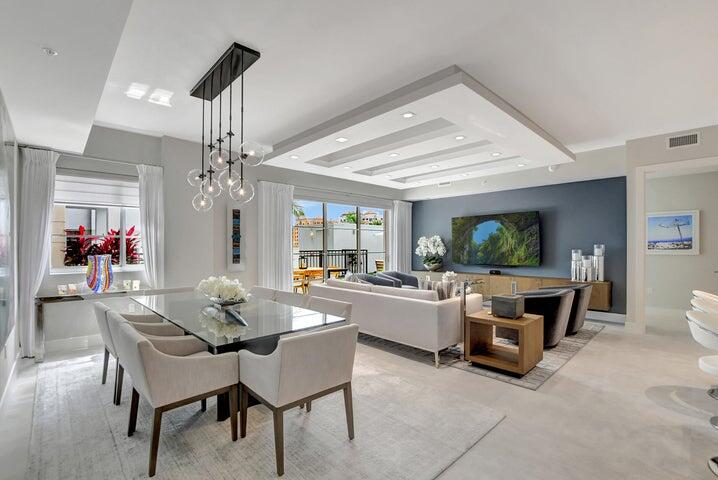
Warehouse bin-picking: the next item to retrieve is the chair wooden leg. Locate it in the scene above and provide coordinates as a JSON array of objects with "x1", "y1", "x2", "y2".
[
  {"x1": 240, "y1": 384, "x2": 248, "y2": 438},
  {"x1": 128, "y1": 388, "x2": 139, "y2": 436},
  {"x1": 343, "y1": 383, "x2": 354, "y2": 440},
  {"x1": 273, "y1": 409, "x2": 284, "y2": 476},
  {"x1": 148, "y1": 409, "x2": 162, "y2": 477},
  {"x1": 114, "y1": 361, "x2": 124, "y2": 405},
  {"x1": 229, "y1": 385, "x2": 238, "y2": 441},
  {"x1": 200, "y1": 398, "x2": 206, "y2": 412},
  {"x1": 306, "y1": 400, "x2": 312, "y2": 412},
  {"x1": 101, "y1": 348, "x2": 110, "y2": 385}
]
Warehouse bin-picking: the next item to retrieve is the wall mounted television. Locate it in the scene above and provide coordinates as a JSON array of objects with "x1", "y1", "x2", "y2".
[{"x1": 451, "y1": 211, "x2": 541, "y2": 267}]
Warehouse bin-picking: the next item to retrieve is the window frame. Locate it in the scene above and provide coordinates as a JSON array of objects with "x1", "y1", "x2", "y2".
[{"x1": 49, "y1": 201, "x2": 144, "y2": 275}]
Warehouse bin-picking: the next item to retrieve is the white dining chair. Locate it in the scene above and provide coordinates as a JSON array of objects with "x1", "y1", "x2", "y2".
[
  {"x1": 307, "y1": 296, "x2": 352, "y2": 320},
  {"x1": 107, "y1": 312, "x2": 239, "y2": 477},
  {"x1": 94, "y1": 302, "x2": 186, "y2": 405},
  {"x1": 694, "y1": 290, "x2": 718, "y2": 304},
  {"x1": 275, "y1": 290, "x2": 310, "y2": 308},
  {"x1": 249, "y1": 286, "x2": 278, "y2": 301},
  {"x1": 239, "y1": 323, "x2": 359, "y2": 476}
]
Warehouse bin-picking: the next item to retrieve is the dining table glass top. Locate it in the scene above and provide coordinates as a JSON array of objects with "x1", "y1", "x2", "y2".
[{"x1": 131, "y1": 291, "x2": 345, "y2": 350}]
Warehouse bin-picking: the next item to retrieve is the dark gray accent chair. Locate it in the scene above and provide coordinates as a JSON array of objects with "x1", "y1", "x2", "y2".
[
  {"x1": 495, "y1": 289, "x2": 575, "y2": 348},
  {"x1": 354, "y1": 273, "x2": 396, "y2": 287},
  {"x1": 379, "y1": 271, "x2": 419, "y2": 288},
  {"x1": 538, "y1": 284, "x2": 593, "y2": 335}
]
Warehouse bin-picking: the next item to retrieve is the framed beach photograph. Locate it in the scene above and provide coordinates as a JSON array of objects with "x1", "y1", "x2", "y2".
[{"x1": 646, "y1": 210, "x2": 700, "y2": 255}]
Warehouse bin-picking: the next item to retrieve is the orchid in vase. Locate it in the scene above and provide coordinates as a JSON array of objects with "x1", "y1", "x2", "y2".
[
  {"x1": 415, "y1": 235, "x2": 446, "y2": 271},
  {"x1": 197, "y1": 275, "x2": 247, "y2": 306}
]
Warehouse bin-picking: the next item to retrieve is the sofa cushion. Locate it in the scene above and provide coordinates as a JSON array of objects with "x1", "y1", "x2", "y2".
[
  {"x1": 326, "y1": 278, "x2": 372, "y2": 292},
  {"x1": 381, "y1": 271, "x2": 419, "y2": 288},
  {"x1": 354, "y1": 273, "x2": 397, "y2": 287},
  {"x1": 376, "y1": 272, "x2": 402, "y2": 287},
  {"x1": 370, "y1": 284, "x2": 439, "y2": 302}
]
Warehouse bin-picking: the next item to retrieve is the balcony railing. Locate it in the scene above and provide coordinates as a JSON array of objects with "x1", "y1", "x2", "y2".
[{"x1": 298, "y1": 249, "x2": 368, "y2": 273}]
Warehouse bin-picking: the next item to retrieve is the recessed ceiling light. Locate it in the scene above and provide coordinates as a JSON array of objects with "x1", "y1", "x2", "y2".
[
  {"x1": 125, "y1": 82, "x2": 148, "y2": 100},
  {"x1": 491, "y1": 152, "x2": 502, "y2": 157},
  {"x1": 335, "y1": 137, "x2": 349, "y2": 143},
  {"x1": 343, "y1": 166, "x2": 351, "y2": 170},
  {"x1": 430, "y1": 165, "x2": 439, "y2": 169},
  {"x1": 388, "y1": 152, "x2": 399, "y2": 157},
  {"x1": 517, "y1": 163, "x2": 526, "y2": 167},
  {"x1": 41, "y1": 47, "x2": 59, "y2": 56},
  {"x1": 455, "y1": 135, "x2": 466, "y2": 141},
  {"x1": 289, "y1": 155, "x2": 299, "y2": 160},
  {"x1": 401, "y1": 112, "x2": 415, "y2": 119},
  {"x1": 148, "y1": 88, "x2": 174, "y2": 107},
  {"x1": 461, "y1": 173, "x2": 469, "y2": 177}
]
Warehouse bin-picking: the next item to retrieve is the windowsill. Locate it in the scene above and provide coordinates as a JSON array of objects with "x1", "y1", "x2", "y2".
[{"x1": 50, "y1": 265, "x2": 145, "y2": 276}]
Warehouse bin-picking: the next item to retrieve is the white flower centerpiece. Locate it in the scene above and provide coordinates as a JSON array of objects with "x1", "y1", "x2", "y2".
[
  {"x1": 415, "y1": 235, "x2": 446, "y2": 271},
  {"x1": 197, "y1": 275, "x2": 248, "y2": 307}
]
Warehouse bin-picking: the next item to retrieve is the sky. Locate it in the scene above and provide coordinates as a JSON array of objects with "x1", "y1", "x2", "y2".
[
  {"x1": 472, "y1": 220, "x2": 501, "y2": 244},
  {"x1": 647, "y1": 214, "x2": 693, "y2": 241},
  {"x1": 295, "y1": 200, "x2": 384, "y2": 222}
]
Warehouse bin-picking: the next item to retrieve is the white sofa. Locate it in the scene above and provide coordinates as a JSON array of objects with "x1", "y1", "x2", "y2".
[{"x1": 309, "y1": 278, "x2": 483, "y2": 367}]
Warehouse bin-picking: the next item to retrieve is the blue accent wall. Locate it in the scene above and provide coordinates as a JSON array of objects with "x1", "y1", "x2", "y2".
[{"x1": 412, "y1": 177, "x2": 627, "y2": 313}]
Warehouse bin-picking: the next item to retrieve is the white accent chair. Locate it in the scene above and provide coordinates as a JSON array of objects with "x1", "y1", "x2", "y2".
[
  {"x1": 275, "y1": 290, "x2": 309, "y2": 308},
  {"x1": 693, "y1": 296, "x2": 718, "y2": 315},
  {"x1": 107, "y1": 312, "x2": 239, "y2": 477},
  {"x1": 694, "y1": 290, "x2": 718, "y2": 304},
  {"x1": 93, "y1": 302, "x2": 185, "y2": 405},
  {"x1": 307, "y1": 296, "x2": 352, "y2": 319},
  {"x1": 239, "y1": 324, "x2": 359, "y2": 476},
  {"x1": 249, "y1": 286, "x2": 278, "y2": 301}
]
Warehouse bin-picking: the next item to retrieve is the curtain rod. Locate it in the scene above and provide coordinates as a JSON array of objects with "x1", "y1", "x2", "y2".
[{"x1": 13, "y1": 142, "x2": 163, "y2": 169}]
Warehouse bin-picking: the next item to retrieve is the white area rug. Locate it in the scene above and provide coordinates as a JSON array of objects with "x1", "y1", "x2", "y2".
[{"x1": 26, "y1": 349, "x2": 504, "y2": 479}]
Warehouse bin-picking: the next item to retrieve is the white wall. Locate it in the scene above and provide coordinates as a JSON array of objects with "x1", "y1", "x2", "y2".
[
  {"x1": 626, "y1": 124, "x2": 718, "y2": 332},
  {"x1": 645, "y1": 172, "x2": 718, "y2": 313}
]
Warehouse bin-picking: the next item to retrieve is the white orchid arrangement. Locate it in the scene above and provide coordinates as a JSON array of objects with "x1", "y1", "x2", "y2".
[
  {"x1": 415, "y1": 235, "x2": 446, "y2": 265},
  {"x1": 441, "y1": 271, "x2": 458, "y2": 283},
  {"x1": 197, "y1": 276, "x2": 247, "y2": 303}
]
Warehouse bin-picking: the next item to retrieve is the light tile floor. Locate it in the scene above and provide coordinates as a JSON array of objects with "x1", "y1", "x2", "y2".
[{"x1": 2, "y1": 322, "x2": 717, "y2": 479}]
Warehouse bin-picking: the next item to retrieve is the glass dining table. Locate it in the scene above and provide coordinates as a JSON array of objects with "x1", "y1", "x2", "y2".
[{"x1": 131, "y1": 290, "x2": 346, "y2": 419}]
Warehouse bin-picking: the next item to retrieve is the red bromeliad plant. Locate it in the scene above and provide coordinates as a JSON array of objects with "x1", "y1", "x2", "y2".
[{"x1": 63, "y1": 225, "x2": 142, "y2": 266}]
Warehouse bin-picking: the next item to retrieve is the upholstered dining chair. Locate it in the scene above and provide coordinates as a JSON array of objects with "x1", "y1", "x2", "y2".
[
  {"x1": 307, "y1": 296, "x2": 352, "y2": 320},
  {"x1": 93, "y1": 302, "x2": 185, "y2": 405},
  {"x1": 694, "y1": 290, "x2": 718, "y2": 304},
  {"x1": 107, "y1": 312, "x2": 239, "y2": 477},
  {"x1": 275, "y1": 290, "x2": 309, "y2": 308},
  {"x1": 239, "y1": 324, "x2": 359, "y2": 476},
  {"x1": 250, "y1": 285, "x2": 278, "y2": 301},
  {"x1": 693, "y1": 297, "x2": 718, "y2": 315}
]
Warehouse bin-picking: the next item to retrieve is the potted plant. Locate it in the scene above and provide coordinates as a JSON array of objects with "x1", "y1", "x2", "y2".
[{"x1": 415, "y1": 235, "x2": 446, "y2": 271}]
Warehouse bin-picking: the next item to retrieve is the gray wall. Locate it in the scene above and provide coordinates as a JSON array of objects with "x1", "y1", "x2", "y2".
[{"x1": 412, "y1": 177, "x2": 627, "y2": 313}]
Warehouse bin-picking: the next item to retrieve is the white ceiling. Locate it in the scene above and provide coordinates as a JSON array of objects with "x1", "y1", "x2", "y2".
[
  {"x1": 0, "y1": 0, "x2": 132, "y2": 152},
  {"x1": 265, "y1": 66, "x2": 575, "y2": 189}
]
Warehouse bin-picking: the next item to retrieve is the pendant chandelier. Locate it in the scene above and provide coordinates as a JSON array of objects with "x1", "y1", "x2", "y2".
[{"x1": 187, "y1": 43, "x2": 263, "y2": 212}]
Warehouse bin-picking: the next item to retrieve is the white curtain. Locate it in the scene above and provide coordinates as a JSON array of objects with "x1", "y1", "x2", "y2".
[
  {"x1": 18, "y1": 148, "x2": 57, "y2": 357},
  {"x1": 137, "y1": 165, "x2": 164, "y2": 288},
  {"x1": 389, "y1": 200, "x2": 413, "y2": 272},
  {"x1": 257, "y1": 181, "x2": 294, "y2": 291}
]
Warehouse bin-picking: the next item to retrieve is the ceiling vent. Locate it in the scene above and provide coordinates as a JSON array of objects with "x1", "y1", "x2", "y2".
[
  {"x1": 667, "y1": 132, "x2": 700, "y2": 149},
  {"x1": 436, "y1": 181, "x2": 453, "y2": 188}
]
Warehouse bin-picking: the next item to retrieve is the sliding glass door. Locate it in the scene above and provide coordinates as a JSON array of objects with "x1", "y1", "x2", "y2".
[{"x1": 292, "y1": 199, "x2": 386, "y2": 285}]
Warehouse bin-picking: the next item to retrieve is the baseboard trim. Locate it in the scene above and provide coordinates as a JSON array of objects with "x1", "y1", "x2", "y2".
[
  {"x1": 0, "y1": 334, "x2": 20, "y2": 412},
  {"x1": 645, "y1": 307, "x2": 685, "y2": 318},
  {"x1": 586, "y1": 310, "x2": 626, "y2": 324},
  {"x1": 45, "y1": 334, "x2": 103, "y2": 354}
]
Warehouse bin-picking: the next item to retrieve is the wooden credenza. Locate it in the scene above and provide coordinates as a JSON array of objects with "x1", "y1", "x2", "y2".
[{"x1": 412, "y1": 270, "x2": 612, "y2": 312}]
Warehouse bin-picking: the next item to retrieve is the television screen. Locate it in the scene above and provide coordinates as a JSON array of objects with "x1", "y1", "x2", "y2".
[{"x1": 452, "y1": 211, "x2": 540, "y2": 267}]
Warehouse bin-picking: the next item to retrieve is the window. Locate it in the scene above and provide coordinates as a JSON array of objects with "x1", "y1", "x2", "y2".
[
  {"x1": 50, "y1": 203, "x2": 144, "y2": 271},
  {"x1": 291, "y1": 199, "x2": 386, "y2": 282}
]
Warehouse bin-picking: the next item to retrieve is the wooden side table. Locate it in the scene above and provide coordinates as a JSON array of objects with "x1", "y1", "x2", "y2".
[{"x1": 464, "y1": 309, "x2": 544, "y2": 375}]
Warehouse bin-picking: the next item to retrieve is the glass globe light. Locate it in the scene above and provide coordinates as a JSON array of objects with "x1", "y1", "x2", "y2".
[
  {"x1": 239, "y1": 140, "x2": 265, "y2": 167},
  {"x1": 218, "y1": 168, "x2": 241, "y2": 190},
  {"x1": 186, "y1": 168, "x2": 203, "y2": 187},
  {"x1": 200, "y1": 176, "x2": 222, "y2": 198},
  {"x1": 230, "y1": 179, "x2": 255, "y2": 204},
  {"x1": 209, "y1": 148, "x2": 230, "y2": 171},
  {"x1": 192, "y1": 192, "x2": 213, "y2": 212}
]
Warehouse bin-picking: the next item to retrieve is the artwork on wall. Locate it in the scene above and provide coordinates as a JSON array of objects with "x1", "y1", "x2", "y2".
[
  {"x1": 646, "y1": 210, "x2": 700, "y2": 255},
  {"x1": 227, "y1": 206, "x2": 245, "y2": 271}
]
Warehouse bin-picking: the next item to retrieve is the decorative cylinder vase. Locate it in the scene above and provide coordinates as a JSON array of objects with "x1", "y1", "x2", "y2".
[
  {"x1": 424, "y1": 260, "x2": 442, "y2": 271},
  {"x1": 593, "y1": 244, "x2": 605, "y2": 281},
  {"x1": 581, "y1": 255, "x2": 594, "y2": 282},
  {"x1": 571, "y1": 249, "x2": 582, "y2": 281},
  {"x1": 86, "y1": 254, "x2": 113, "y2": 293}
]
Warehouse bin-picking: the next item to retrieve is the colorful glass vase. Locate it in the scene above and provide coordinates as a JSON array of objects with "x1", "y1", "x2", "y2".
[{"x1": 86, "y1": 254, "x2": 113, "y2": 293}]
